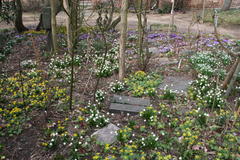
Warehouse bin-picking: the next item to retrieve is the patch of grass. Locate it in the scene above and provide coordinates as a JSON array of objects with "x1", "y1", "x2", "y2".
[{"x1": 203, "y1": 9, "x2": 240, "y2": 25}]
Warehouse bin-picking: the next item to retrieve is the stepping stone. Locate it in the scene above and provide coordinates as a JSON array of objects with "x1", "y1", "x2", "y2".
[
  {"x1": 149, "y1": 47, "x2": 160, "y2": 54},
  {"x1": 91, "y1": 123, "x2": 119, "y2": 144},
  {"x1": 158, "y1": 76, "x2": 193, "y2": 93},
  {"x1": 159, "y1": 58, "x2": 178, "y2": 66},
  {"x1": 110, "y1": 95, "x2": 150, "y2": 114}
]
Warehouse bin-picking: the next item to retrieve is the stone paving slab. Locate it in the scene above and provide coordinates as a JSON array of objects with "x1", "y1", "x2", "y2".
[
  {"x1": 110, "y1": 95, "x2": 150, "y2": 114},
  {"x1": 158, "y1": 76, "x2": 193, "y2": 93},
  {"x1": 109, "y1": 103, "x2": 146, "y2": 114},
  {"x1": 111, "y1": 95, "x2": 150, "y2": 106}
]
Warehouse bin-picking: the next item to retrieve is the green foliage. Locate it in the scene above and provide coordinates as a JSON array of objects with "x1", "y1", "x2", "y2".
[
  {"x1": 0, "y1": 34, "x2": 26, "y2": 61},
  {"x1": 188, "y1": 74, "x2": 225, "y2": 108},
  {"x1": 48, "y1": 53, "x2": 82, "y2": 83},
  {"x1": 117, "y1": 127, "x2": 132, "y2": 143},
  {"x1": 0, "y1": 1, "x2": 15, "y2": 23},
  {"x1": 157, "y1": 1, "x2": 172, "y2": 14},
  {"x1": 160, "y1": 87, "x2": 176, "y2": 100},
  {"x1": 140, "y1": 106, "x2": 158, "y2": 125},
  {"x1": 204, "y1": 9, "x2": 240, "y2": 25},
  {"x1": 138, "y1": 133, "x2": 159, "y2": 150},
  {"x1": 23, "y1": 30, "x2": 46, "y2": 35},
  {"x1": 85, "y1": 104, "x2": 109, "y2": 128},
  {"x1": 190, "y1": 51, "x2": 231, "y2": 79},
  {"x1": 0, "y1": 70, "x2": 69, "y2": 137},
  {"x1": 95, "y1": 89, "x2": 106, "y2": 103},
  {"x1": 109, "y1": 81, "x2": 125, "y2": 93},
  {"x1": 94, "y1": 43, "x2": 119, "y2": 77},
  {"x1": 125, "y1": 71, "x2": 161, "y2": 97}
]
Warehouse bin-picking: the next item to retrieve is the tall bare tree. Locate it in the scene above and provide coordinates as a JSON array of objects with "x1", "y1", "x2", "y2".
[
  {"x1": 50, "y1": 0, "x2": 57, "y2": 53},
  {"x1": 221, "y1": 0, "x2": 233, "y2": 11},
  {"x1": 119, "y1": 0, "x2": 128, "y2": 81},
  {"x1": 15, "y1": 0, "x2": 28, "y2": 32}
]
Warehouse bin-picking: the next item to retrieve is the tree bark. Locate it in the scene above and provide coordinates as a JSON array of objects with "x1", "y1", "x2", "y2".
[
  {"x1": 50, "y1": 0, "x2": 57, "y2": 53},
  {"x1": 15, "y1": 0, "x2": 28, "y2": 33},
  {"x1": 201, "y1": 0, "x2": 206, "y2": 22},
  {"x1": 222, "y1": 58, "x2": 240, "y2": 90},
  {"x1": 225, "y1": 60, "x2": 240, "y2": 97},
  {"x1": 221, "y1": 0, "x2": 232, "y2": 11},
  {"x1": 169, "y1": 0, "x2": 175, "y2": 33},
  {"x1": 119, "y1": 0, "x2": 128, "y2": 81}
]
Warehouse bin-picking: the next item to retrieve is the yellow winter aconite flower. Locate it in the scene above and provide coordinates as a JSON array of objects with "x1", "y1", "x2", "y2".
[
  {"x1": 135, "y1": 71, "x2": 146, "y2": 79},
  {"x1": 78, "y1": 116, "x2": 84, "y2": 121},
  {"x1": 93, "y1": 153, "x2": 101, "y2": 160},
  {"x1": 10, "y1": 107, "x2": 22, "y2": 114},
  {"x1": 105, "y1": 144, "x2": 110, "y2": 150},
  {"x1": 73, "y1": 133, "x2": 78, "y2": 137}
]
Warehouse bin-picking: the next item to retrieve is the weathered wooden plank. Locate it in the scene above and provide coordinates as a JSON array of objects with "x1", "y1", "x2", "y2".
[
  {"x1": 111, "y1": 95, "x2": 150, "y2": 106},
  {"x1": 109, "y1": 103, "x2": 146, "y2": 114}
]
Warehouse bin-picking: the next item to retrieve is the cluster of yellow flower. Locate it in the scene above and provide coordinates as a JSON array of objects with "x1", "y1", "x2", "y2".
[{"x1": 0, "y1": 70, "x2": 69, "y2": 136}]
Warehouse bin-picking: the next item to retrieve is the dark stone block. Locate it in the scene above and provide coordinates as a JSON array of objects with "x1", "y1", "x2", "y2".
[
  {"x1": 111, "y1": 95, "x2": 150, "y2": 106},
  {"x1": 109, "y1": 103, "x2": 146, "y2": 114}
]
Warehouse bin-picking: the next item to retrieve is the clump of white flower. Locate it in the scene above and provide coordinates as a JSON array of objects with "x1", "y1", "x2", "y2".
[
  {"x1": 109, "y1": 80, "x2": 125, "y2": 93},
  {"x1": 20, "y1": 59, "x2": 37, "y2": 69},
  {"x1": 95, "y1": 89, "x2": 106, "y2": 103},
  {"x1": 48, "y1": 53, "x2": 82, "y2": 83}
]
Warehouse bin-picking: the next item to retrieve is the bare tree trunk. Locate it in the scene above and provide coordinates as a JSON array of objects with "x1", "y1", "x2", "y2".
[
  {"x1": 119, "y1": 0, "x2": 128, "y2": 81},
  {"x1": 50, "y1": 0, "x2": 57, "y2": 53},
  {"x1": 168, "y1": 0, "x2": 175, "y2": 33},
  {"x1": 201, "y1": 0, "x2": 206, "y2": 23},
  {"x1": 222, "y1": 58, "x2": 240, "y2": 89},
  {"x1": 221, "y1": 0, "x2": 232, "y2": 11},
  {"x1": 225, "y1": 60, "x2": 240, "y2": 97},
  {"x1": 15, "y1": 0, "x2": 28, "y2": 33},
  {"x1": 0, "y1": 0, "x2": 2, "y2": 13},
  {"x1": 63, "y1": 0, "x2": 71, "y2": 52}
]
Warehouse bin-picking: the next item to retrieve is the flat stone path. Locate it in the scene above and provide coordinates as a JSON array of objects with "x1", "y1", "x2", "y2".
[
  {"x1": 158, "y1": 76, "x2": 193, "y2": 93},
  {"x1": 109, "y1": 95, "x2": 150, "y2": 114}
]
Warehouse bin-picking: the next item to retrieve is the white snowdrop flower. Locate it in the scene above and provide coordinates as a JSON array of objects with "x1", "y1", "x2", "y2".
[
  {"x1": 75, "y1": 149, "x2": 78, "y2": 152},
  {"x1": 69, "y1": 143, "x2": 72, "y2": 146},
  {"x1": 129, "y1": 140, "x2": 132, "y2": 143},
  {"x1": 132, "y1": 134, "x2": 135, "y2": 137},
  {"x1": 63, "y1": 142, "x2": 66, "y2": 145},
  {"x1": 111, "y1": 113, "x2": 114, "y2": 116},
  {"x1": 49, "y1": 143, "x2": 53, "y2": 146},
  {"x1": 74, "y1": 125, "x2": 78, "y2": 129}
]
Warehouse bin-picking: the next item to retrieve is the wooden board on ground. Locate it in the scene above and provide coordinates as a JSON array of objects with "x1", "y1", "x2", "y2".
[{"x1": 109, "y1": 95, "x2": 150, "y2": 114}]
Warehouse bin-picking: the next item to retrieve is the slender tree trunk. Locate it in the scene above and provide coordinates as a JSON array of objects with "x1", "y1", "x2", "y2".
[
  {"x1": 169, "y1": 0, "x2": 175, "y2": 32},
  {"x1": 0, "y1": 0, "x2": 2, "y2": 13},
  {"x1": 64, "y1": 0, "x2": 73, "y2": 52},
  {"x1": 225, "y1": 60, "x2": 240, "y2": 97},
  {"x1": 222, "y1": 58, "x2": 240, "y2": 89},
  {"x1": 15, "y1": 0, "x2": 28, "y2": 33},
  {"x1": 201, "y1": 0, "x2": 206, "y2": 22},
  {"x1": 221, "y1": 0, "x2": 232, "y2": 11},
  {"x1": 119, "y1": 0, "x2": 128, "y2": 81},
  {"x1": 50, "y1": 0, "x2": 57, "y2": 53}
]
